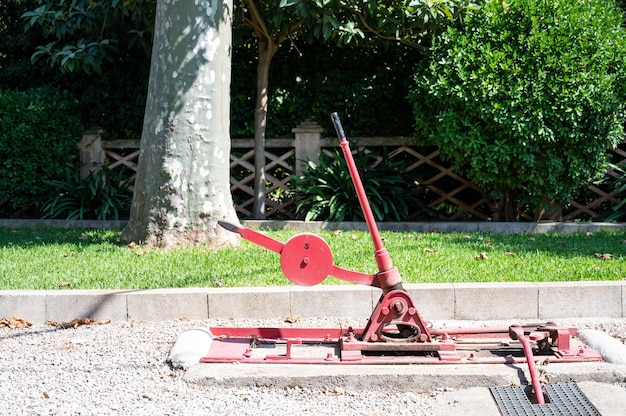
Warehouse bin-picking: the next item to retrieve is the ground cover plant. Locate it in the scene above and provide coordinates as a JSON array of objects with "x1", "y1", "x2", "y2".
[{"x1": 0, "y1": 227, "x2": 624, "y2": 290}]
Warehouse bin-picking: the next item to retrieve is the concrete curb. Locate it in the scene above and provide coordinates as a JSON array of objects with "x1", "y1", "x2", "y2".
[
  {"x1": 2, "y1": 219, "x2": 626, "y2": 233},
  {"x1": 1, "y1": 282, "x2": 624, "y2": 323}
]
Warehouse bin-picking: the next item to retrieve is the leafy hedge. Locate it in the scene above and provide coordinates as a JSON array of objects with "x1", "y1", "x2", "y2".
[
  {"x1": 410, "y1": 0, "x2": 626, "y2": 220},
  {"x1": 233, "y1": 36, "x2": 421, "y2": 138},
  {"x1": 0, "y1": 87, "x2": 83, "y2": 215}
]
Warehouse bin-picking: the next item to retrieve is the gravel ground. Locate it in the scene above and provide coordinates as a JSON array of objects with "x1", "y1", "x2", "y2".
[{"x1": 1, "y1": 316, "x2": 625, "y2": 416}]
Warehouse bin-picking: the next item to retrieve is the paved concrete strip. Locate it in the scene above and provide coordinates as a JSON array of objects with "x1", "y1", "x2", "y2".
[
  {"x1": 184, "y1": 362, "x2": 626, "y2": 415},
  {"x1": 184, "y1": 362, "x2": 626, "y2": 391},
  {"x1": 0, "y1": 281, "x2": 624, "y2": 323}
]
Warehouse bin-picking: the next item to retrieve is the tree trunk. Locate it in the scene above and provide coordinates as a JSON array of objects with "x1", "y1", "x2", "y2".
[
  {"x1": 492, "y1": 191, "x2": 518, "y2": 222},
  {"x1": 121, "y1": 0, "x2": 239, "y2": 248},
  {"x1": 252, "y1": 36, "x2": 278, "y2": 219}
]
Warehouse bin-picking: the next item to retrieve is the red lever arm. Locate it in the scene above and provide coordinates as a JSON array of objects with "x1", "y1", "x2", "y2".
[{"x1": 218, "y1": 221, "x2": 375, "y2": 286}]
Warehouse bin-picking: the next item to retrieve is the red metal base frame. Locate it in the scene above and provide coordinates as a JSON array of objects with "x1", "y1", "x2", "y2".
[{"x1": 200, "y1": 324, "x2": 603, "y2": 365}]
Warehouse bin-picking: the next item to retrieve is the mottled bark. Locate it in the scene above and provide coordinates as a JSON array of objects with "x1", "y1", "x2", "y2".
[{"x1": 121, "y1": 0, "x2": 238, "y2": 248}]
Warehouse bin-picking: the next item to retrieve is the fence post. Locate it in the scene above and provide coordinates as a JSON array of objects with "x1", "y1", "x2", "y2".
[
  {"x1": 77, "y1": 130, "x2": 105, "y2": 179},
  {"x1": 292, "y1": 120, "x2": 324, "y2": 176}
]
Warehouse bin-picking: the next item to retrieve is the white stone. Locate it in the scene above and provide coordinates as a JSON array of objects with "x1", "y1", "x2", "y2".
[{"x1": 167, "y1": 327, "x2": 213, "y2": 370}]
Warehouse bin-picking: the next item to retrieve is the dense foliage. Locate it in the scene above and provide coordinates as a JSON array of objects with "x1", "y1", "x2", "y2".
[
  {"x1": 4, "y1": 1, "x2": 422, "y2": 140},
  {"x1": 0, "y1": 87, "x2": 83, "y2": 215},
  {"x1": 42, "y1": 166, "x2": 134, "y2": 220},
  {"x1": 232, "y1": 37, "x2": 421, "y2": 137},
  {"x1": 289, "y1": 149, "x2": 428, "y2": 221},
  {"x1": 410, "y1": 0, "x2": 626, "y2": 220},
  {"x1": 2, "y1": 0, "x2": 151, "y2": 140}
]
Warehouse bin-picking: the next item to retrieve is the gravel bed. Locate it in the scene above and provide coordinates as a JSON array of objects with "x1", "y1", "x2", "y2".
[{"x1": 1, "y1": 317, "x2": 625, "y2": 416}]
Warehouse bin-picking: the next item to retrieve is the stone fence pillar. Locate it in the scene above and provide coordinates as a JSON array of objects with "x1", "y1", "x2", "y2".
[
  {"x1": 77, "y1": 130, "x2": 105, "y2": 179},
  {"x1": 292, "y1": 120, "x2": 324, "y2": 176}
]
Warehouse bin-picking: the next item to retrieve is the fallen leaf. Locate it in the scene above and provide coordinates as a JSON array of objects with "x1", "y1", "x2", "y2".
[
  {"x1": 127, "y1": 241, "x2": 137, "y2": 248},
  {"x1": 350, "y1": 233, "x2": 358, "y2": 240},
  {"x1": 285, "y1": 314, "x2": 300, "y2": 323},
  {"x1": 0, "y1": 316, "x2": 32, "y2": 329},
  {"x1": 48, "y1": 318, "x2": 95, "y2": 329},
  {"x1": 322, "y1": 385, "x2": 345, "y2": 396},
  {"x1": 333, "y1": 230, "x2": 342, "y2": 236},
  {"x1": 595, "y1": 253, "x2": 614, "y2": 260},
  {"x1": 586, "y1": 232, "x2": 594, "y2": 236},
  {"x1": 475, "y1": 252, "x2": 489, "y2": 260},
  {"x1": 423, "y1": 248, "x2": 436, "y2": 253},
  {"x1": 249, "y1": 334, "x2": 259, "y2": 348},
  {"x1": 538, "y1": 369, "x2": 549, "y2": 384},
  {"x1": 78, "y1": 235, "x2": 89, "y2": 241},
  {"x1": 42, "y1": 392, "x2": 50, "y2": 399},
  {"x1": 504, "y1": 252, "x2": 516, "y2": 256},
  {"x1": 58, "y1": 281, "x2": 71, "y2": 288},
  {"x1": 486, "y1": 240, "x2": 492, "y2": 245}
]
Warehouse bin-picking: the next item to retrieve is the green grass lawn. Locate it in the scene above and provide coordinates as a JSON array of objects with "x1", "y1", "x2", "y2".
[{"x1": 0, "y1": 226, "x2": 624, "y2": 290}]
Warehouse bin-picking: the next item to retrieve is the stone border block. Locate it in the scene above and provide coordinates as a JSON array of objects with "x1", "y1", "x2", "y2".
[
  {"x1": 127, "y1": 289, "x2": 208, "y2": 321},
  {"x1": 0, "y1": 291, "x2": 47, "y2": 323},
  {"x1": 452, "y1": 282, "x2": 539, "y2": 320},
  {"x1": 538, "y1": 282, "x2": 623, "y2": 319},
  {"x1": 289, "y1": 285, "x2": 374, "y2": 318},
  {"x1": 208, "y1": 287, "x2": 290, "y2": 319},
  {"x1": 404, "y1": 283, "x2": 455, "y2": 320},
  {"x1": 46, "y1": 290, "x2": 128, "y2": 322}
]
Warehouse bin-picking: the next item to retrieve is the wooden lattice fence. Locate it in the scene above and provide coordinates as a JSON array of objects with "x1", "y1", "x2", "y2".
[{"x1": 78, "y1": 122, "x2": 626, "y2": 221}]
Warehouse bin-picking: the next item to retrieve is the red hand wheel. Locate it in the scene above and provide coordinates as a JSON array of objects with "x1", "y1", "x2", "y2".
[{"x1": 279, "y1": 233, "x2": 333, "y2": 286}]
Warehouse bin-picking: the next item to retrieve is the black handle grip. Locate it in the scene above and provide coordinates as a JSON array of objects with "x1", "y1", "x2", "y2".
[{"x1": 330, "y1": 112, "x2": 346, "y2": 140}]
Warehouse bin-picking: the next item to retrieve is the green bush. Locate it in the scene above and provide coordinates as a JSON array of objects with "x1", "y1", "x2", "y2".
[
  {"x1": 289, "y1": 149, "x2": 429, "y2": 221},
  {"x1": 231, "y1": 34, "x2": 422, "y2": 138},
  {"x1": 0, "y1": 86, "x2": 83, "y2": 215},
  {"x1": 410, "y1": 0, "x2": 626, "y2": 220},
  {"x1": 41, "y1": 166, "x2": 133, "y2": 220}
]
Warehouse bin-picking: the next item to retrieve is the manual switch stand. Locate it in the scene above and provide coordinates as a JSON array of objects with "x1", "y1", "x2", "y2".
[{"x1": 202, "y1": 113, "x2": 602, "y2": 367}]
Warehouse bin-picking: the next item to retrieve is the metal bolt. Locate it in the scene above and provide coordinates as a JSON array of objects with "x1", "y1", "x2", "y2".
[{"x1": 393, "y1": 301, "x2": 404, "y2": 313}]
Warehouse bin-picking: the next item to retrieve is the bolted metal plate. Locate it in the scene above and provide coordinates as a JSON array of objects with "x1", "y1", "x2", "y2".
[{"x1": 490, "y1": 383, "x2": 600, "y2": 416}]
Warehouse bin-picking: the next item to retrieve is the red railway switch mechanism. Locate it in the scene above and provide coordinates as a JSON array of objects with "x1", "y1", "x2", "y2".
[{"x1": 206, "y1": 113, "x2": 602, "y2": 405}]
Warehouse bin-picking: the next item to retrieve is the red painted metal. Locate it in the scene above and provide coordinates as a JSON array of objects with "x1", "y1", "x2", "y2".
[
  {"x1": 202, "y1": 325, "x2": 603, "y2": 365},
  {"x1": 331, "y1": 112, "x2": 401, "y2": 292},
  {"x1": 279, "y1": 233, "x2": 334, "y2": 286},
  {"x1": 360, "y1": 290, "x2": 432, "y2": 342},
  {"x1": 510, "y1": 326, "x2": 545, "y2": 404},
  {"x1": 209, "y1": 113, "x2": 604, "y2": 371}
]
